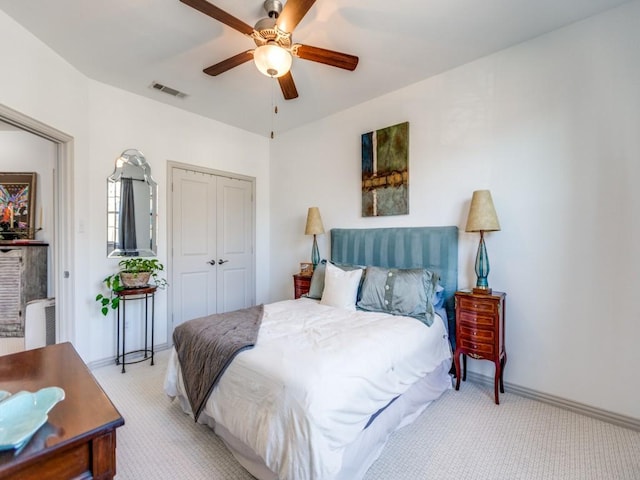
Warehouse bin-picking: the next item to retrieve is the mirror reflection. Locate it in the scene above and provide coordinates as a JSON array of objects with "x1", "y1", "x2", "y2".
[{"x1": 107, "y1": 149, "x2": 157, "y2": 258}]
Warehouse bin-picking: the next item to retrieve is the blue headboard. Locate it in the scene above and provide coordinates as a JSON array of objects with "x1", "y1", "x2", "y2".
[{"x1": 331, "y1": 226, "x2": 458, "y2": 340}]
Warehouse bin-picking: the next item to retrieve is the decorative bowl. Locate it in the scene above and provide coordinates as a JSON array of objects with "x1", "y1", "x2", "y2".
[{"x1": 0, "y1": 386, "x2": 65, "y2": 451}]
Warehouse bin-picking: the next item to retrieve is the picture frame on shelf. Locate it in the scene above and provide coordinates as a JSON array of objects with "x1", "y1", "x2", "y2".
[{"x1": 300, "y1": 262, "x2": 314, "y2": 276}]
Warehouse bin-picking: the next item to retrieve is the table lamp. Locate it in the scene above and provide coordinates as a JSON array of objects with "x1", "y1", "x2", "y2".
[
  {"x1": 465, "y1": 190, "x2": 500, "y2": 294},
  {"x1": 304, "y1": 207, "x2": 324, "y2": 268}
]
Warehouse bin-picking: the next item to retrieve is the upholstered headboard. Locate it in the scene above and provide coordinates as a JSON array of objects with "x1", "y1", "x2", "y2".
[{"x1": 331, "y1": 226, "x2": 458, "y2": 340}]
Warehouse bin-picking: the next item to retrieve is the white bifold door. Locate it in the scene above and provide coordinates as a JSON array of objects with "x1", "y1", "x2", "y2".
[{"x1": 170, "y1": 166, "x2": 255, "y2": 332}]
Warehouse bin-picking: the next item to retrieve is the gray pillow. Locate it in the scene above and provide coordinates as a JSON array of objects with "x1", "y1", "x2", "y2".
[
  {"x1": 356, "y1": 266, "x2": 439, "y2": 326},
  {"x1": 306, "y1": 260, "x2": 327, "y2": 299}
]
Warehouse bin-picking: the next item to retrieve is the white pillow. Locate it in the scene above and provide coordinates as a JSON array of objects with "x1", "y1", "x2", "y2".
[{"x1": 320, "y1": 262, "x2": 363, "y2": 310}]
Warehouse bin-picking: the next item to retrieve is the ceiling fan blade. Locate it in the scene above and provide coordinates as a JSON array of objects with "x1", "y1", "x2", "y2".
[
  {"x1": 278, "y1": 72, "x2": 299, "y2": 100},
  {"x1": 203, "y1": 51, "x2": 254, "y2": 76},
  {"x1": 180, "y1": 0, "x2": 254, "y2": 36},
  {"x1": 294, "y1": 44, "x2": 359, "y2": 71},
  {"x1": 276, "y1": 0, "x2": 316, "y2": 33}
]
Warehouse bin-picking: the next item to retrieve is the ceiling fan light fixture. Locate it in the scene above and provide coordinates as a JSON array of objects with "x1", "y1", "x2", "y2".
[{"x1": 253, "y1": 43, "x2": 292, "y2": 78}]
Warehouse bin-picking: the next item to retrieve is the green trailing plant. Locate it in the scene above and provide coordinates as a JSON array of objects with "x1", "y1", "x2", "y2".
[{"x1": 95, "y1": 258, "x2": 167, "y2": 316}]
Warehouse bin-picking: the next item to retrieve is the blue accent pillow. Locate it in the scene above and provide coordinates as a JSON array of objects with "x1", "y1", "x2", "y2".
[
  {"x1": 433, "y1": 283, "x2": 445, "y2": 309},
  {"x1": 432, "y1": 283, "x2": 448, "y2": 331},
  {"x1": 356, "y1": 266, "x2": 439, "y2": 326}
]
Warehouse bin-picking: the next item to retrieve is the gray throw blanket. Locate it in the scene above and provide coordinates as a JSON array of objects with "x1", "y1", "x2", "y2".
[{"x1": 173, "y1": 304, "x2": 264, "y2": 421}]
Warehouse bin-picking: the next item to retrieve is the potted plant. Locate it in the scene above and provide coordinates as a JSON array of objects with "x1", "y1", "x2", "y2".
[{"x1": 96, "y1": 258, "x2": 167, "y2": 316}]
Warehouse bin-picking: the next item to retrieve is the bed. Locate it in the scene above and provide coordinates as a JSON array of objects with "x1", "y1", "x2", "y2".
[{"x1": 164, "y1": 226, "x2": 458, "y2": 480}]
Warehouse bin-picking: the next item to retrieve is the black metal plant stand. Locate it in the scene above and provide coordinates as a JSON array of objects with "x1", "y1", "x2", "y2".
[{"x1": 115, "y1": 285, "x2": 156, "y2": 373}]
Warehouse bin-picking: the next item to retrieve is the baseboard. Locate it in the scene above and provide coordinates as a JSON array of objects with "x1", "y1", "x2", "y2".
[
  {"x1": 466, "y1": 371, "x2": 640, "y2": 432},
  {"x1": 87, "y1": 342, "x2": 171, "y2": 370}
]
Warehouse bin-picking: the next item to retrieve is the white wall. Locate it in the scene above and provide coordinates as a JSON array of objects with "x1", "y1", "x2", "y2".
[
  {"x1": 0, "y1": 10, "x2": 270, "y2": 364},
  {"x1": 270, "y1": 2, "x2": 640, "y2": 419}
]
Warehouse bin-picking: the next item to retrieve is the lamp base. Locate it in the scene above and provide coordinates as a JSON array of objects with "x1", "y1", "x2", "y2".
[
  {"x1": 311, "y1": 234, "x2": 320, "y2": 269},
  {"x1": 472, "y1": 287, "x2": 492, "y2": 295},
  {"x1": 473, "y1": 231, "x2": 492, "y2": 296}
]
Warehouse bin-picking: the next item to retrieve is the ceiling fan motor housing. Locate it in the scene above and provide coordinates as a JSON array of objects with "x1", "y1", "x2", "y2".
[{"x1": 264, "y1": 0, "x2": 283, "y2": 18}]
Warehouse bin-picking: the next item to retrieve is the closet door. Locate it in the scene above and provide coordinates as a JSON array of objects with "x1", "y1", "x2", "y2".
[
  {"x1": 170, "y1": 168, "x2": 254, "y2": 331},
  {"x1": 215, "y1": 176, "x2": 253, "y2": 313},
  {"x1": 171, "y1": 169, "x2": 217, "y2": 328}
]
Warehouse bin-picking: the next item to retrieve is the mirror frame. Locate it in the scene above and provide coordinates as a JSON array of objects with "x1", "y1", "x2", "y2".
[{"x1": 107, "y1": 149, "x2": 158, "y2": 258}]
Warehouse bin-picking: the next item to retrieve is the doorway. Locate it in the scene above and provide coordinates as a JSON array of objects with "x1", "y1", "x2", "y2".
[
  {"x1": 167, "y1": 162, "x2": 255, "y2": 336},
  {"x1": 0, "y1": 103, "x2": 74, "y2": 349}
]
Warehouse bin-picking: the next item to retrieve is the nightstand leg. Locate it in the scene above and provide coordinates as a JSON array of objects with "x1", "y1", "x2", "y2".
[
  {"x1": 500, "y1": 352, "x2": 507, "y2": 394},
  {"x1": 494, "y1": 359, "x2": 501, "y2": 405},
  {"x1": 462, "y1": 354, "x2": 467, "y2": 381},
  {"x1": 454, "y1": 351, "x2": 461, "y2": 390}
]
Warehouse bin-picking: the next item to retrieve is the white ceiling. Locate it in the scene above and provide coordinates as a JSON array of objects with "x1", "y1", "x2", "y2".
[{"x1": 0, "y1": 0, "x2": 630, "y2": 137}]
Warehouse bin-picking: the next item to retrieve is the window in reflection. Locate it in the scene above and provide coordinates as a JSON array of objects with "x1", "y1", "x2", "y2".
[{"x1": 107, "y1": 149, "x2": 157, "y2": 258}]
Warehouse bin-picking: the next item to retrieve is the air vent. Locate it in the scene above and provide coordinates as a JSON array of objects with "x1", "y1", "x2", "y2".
[{"x1": 150, "y1": 82, "x2": 187, "y2": 98}]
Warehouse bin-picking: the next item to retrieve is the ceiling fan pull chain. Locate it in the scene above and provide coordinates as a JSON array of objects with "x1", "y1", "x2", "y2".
[
  {"x1": 271, "y1": 103, "x2": 279, "y2": 139},
  {"x1": 270, "y1": 79, "x2": 274, "y2": 138},
  {"x1": 270, "y1": 79, "x2": 276, "y2": 139}
]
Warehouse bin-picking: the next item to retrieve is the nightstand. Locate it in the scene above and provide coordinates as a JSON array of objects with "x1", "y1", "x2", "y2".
[
  {"x1": 293, "y1": 274, "x2": 311, "y2": 299},
  {"x1": 454, "y1": 290, "x2": 506, "y2": 404}
]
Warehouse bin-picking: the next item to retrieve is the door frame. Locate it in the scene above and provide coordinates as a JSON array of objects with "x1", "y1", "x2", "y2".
[
  {"x1": 166, "y1": 161, "x2": 256, "y2": 339},
  {"x1": 0, "y1": 103, "x2": 75, "y2": 344}
]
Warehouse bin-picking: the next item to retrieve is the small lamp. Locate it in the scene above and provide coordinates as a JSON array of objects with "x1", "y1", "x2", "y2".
[
  {"x1": 304, "y1": 207, "x2": 325, "y2": 268},
  {"x1": 465, "y1": 190, "x2": 501, "y2": 294}
]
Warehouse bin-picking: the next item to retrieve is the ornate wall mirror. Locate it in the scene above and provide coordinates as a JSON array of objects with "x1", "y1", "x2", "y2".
[{"x1": 107, "y1": 149, "x2": 157, "y2": 258}]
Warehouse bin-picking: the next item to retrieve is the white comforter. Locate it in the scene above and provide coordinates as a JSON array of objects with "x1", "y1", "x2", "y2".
[{"x1": 164, "y1": 298, "x2": 451, "y2": 480}]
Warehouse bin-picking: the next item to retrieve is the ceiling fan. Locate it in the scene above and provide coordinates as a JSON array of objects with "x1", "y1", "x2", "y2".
[{"x1": 180, "y1": 0, "x2": 359, "y2": 100}]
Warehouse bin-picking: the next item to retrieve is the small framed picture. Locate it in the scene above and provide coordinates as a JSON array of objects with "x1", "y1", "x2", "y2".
[
  {"x1": 0, "y1": 172, "x2": 37, "y2": 240},
  {"x1": 300, "y1": 262, "x2": 314, "y2": 276}
]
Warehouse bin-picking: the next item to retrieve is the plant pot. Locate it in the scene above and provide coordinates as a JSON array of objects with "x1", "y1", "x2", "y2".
[{"x1": 120, "y1": 272, "x2": 151, "y2": 288}]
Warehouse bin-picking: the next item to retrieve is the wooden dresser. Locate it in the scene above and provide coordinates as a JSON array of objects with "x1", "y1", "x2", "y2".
[
  {"x1": 293, "y1": 274, "x2": 311, "y2": 299},
  {"x1": 453, "y1": 290, "x2": 506, "y2": 404},
  {"x1": 0, "y1": 244, "x2": 48, "y2": 337},
  {"x1": 0, "y1": 342, "x2": 124, "y2": 479}
]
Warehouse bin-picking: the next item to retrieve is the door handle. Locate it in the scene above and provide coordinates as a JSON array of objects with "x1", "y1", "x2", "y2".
[
  {"x1": 207, "y1": 260, "x2": 217, "y2": 266},
  {"x1": 218, "y1": 259, "x2": 229, "y2": 265}
]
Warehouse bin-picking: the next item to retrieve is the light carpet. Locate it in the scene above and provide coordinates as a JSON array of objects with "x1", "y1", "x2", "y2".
[{"x1": 93, "y1": 349, "x2": 640, "y2": 480}]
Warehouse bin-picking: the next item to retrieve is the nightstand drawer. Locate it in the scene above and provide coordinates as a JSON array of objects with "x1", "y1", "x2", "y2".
[
  {"x1": 459, "y1": 325, "x2": 495, "y2": 342},
  {"x1": 458, "y1": 311, "x2": 496, "y2": 328},
  {"x1": 458, "y1": 296, "x2": 498, "y2": 314},
  {"x1": 459, "y1": 338, "x2": 494, "y2": 356},
  {"x1": 293, "y1": 274, "x2": 311, "y2": 299}
]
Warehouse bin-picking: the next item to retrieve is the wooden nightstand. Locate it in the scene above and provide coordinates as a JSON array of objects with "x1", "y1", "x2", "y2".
[
  {"x1": 293, "y1": 274, "x2": 311, "y2": 299},
  {"x1": 454, "y1": 290, "x2": 506, "y2": 404}
]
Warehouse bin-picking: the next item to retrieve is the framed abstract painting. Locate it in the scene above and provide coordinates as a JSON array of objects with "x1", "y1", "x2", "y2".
[
  {"x1": 361, "y1": 122, "x2": 409, "y2": 217},
  {"x1": 0, "y1": 172, "x2": 37, "y2": 240}
]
